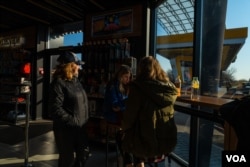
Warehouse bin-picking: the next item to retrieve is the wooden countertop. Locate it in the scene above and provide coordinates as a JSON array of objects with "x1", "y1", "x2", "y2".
[{"x1": 176, "y1": 95, "x2": 233, "y2": 110}]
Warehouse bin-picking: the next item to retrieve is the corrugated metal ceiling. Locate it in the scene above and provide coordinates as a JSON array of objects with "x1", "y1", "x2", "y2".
[{"x1": 0, "y1": 0, "x2": 164, "y2": 33}]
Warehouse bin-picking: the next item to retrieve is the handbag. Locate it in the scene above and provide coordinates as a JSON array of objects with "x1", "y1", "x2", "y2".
[{"x1": 121, "y1": 119, "x2": 143, "y2": 155}]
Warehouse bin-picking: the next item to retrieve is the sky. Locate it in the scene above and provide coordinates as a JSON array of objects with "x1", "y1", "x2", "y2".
[
  {"x1": 157, "y1": 0, "x2": 250, "y2": 81},
  {"x1": 64, "y1": 0, "x2": 250, "y2": 81},
  {"x1": 64, "y1": 33, "x2": 83, "y2": 58},
  {"x1": 225, "y1": 0, "x2": 250, "y2": 80}
]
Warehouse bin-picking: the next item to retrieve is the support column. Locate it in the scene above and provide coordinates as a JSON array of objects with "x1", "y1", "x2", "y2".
[
  {"x1": 193, "y1": 1, "x2": 228, "y2": 167},
  {"x1": 200, "y1": 0, "x2": 227, "y2": 95}
]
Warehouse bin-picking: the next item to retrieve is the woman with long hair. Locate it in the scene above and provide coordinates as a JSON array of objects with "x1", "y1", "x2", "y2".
[
  {"x1": 103, "y1": 64, "x2": 132, "y2": 124},
  {"x1": 122, "y1": 56, "x2": 178, "y2": 167}
]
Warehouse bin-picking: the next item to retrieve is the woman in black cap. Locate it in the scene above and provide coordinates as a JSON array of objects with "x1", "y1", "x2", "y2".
[{"x1": 49, "y1": 51, "x2": 90, "y2": 167}]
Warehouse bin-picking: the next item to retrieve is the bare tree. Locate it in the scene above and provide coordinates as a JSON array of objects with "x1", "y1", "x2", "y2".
[
  {"x1": 221, "y1": 67, "x2": 237, "y2": 89},
  {"x1": 222, "y1": 67, "x2": 236, "y2": 81}
]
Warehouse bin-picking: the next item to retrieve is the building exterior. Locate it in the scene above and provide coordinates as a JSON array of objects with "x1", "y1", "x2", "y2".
[{"x1": 0, "y1": 1, "x2": 248, "y2": 167}]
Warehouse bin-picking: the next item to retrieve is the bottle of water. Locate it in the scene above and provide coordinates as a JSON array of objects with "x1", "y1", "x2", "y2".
[{"x1": 191, "y1": 77, "x2": 200, "y2": 100}]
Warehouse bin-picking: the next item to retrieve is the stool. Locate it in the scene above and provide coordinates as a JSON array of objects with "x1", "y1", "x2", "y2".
[{"x1": 105, "y1": 122, "x2": 122, "y2": 167}]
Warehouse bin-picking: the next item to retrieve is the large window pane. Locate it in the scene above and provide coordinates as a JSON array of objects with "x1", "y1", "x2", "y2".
[{"x1": 223, "y1": 0, "x2": 249, "y2": 98}]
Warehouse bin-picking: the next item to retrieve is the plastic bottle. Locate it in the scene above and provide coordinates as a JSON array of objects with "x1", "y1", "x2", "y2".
[
  {"x1": 191, "y1": 77, "x2": 200, "y2": 100},
  {"x1": 175, "y1": 75, "x2": 182, "y2": 96}
]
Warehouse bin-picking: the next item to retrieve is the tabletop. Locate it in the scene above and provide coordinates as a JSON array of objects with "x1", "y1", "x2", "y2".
[
  {"x1": 176, "y1": 95, "x2": 237, "y2": 151},
  {"x1": 176, "y1": 95, "x2": 233, "y2": 110}
]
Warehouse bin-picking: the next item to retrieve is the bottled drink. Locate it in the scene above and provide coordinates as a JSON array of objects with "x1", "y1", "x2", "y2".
[
  {"x1": 191, "y1": 77, "x2": 200, "y2": 100},
  {"x1": 175, "y1": 75, "x2": 181, "y2": 96}
]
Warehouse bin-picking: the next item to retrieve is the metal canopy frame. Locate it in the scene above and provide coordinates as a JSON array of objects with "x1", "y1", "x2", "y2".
[{"x1": 157, "y1": 0, "x2": 195, "y2": 35}]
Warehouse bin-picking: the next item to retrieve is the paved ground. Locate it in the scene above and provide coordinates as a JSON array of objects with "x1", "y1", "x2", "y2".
[
  {"x1": 174, "y1": 111, "x2": 224, "y2": 167},
  {"x1": 0, "y1": 112, "x2": 224, "y2": 167},
  {"x1": 0, "y1": 120, "x2": 181, "y2": 167}
]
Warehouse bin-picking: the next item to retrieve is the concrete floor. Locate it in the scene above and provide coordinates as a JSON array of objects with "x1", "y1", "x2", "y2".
[{"x1": 0, "y1": 119, "x2": 181, "y2": 167}]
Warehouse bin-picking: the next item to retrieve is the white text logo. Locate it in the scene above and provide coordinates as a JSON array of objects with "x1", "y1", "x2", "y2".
[{"x1": 226, "y1": 155, "x2": 247, "y2": 163}]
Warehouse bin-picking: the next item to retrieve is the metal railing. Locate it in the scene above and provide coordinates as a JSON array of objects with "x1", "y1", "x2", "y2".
[{"x1": 172, "y1": 102, "x2": 225, "y2": 167}]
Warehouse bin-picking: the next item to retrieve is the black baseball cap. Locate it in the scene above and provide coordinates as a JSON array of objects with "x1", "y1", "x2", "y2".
[{"x1": 57, "y1": 51, "x2": 85, "y2": 65}]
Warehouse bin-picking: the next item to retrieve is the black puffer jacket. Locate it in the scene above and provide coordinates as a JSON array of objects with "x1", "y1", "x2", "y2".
[{"x1": 49, "y1": 77, "x2": 89, "y2": 127}]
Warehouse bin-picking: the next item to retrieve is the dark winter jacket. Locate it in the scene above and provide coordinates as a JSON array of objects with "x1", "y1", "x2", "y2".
[
  {"x1": 122, "y1": 79, "x2": 178, "y2": 158},
  {"x1": 49, "y1": 77, "x2": 89, "y2": 127}
]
